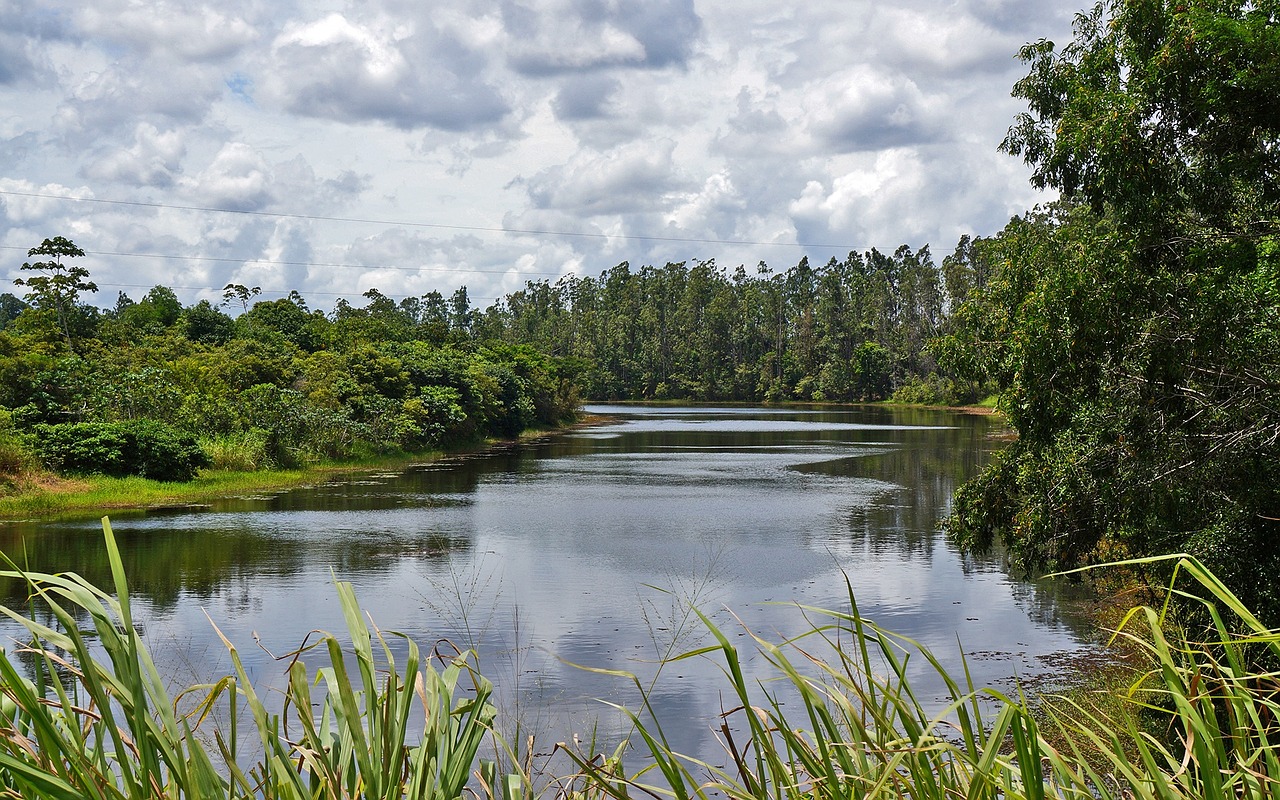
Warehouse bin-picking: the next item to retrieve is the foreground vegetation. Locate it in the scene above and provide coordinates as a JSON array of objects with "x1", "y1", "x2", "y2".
[{"x1": 2, "y1": 519, "x2": 1278, "y2": 798}]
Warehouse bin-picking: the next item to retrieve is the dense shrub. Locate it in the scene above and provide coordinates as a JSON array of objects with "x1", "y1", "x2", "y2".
[
  {"x1": 0, "y1": 409, "x2": 36, "y2": 483},
  {"x1": 34, "y1": 420, "x2": 210, "y2": 482}
]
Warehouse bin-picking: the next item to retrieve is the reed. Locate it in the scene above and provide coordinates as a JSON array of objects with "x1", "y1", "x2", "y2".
[
  {"x1": 2, "y1": 521, "x2": 1279, "y2": 800},
  {"x1": 0, "y1": 518, "x2": 511, "y2": 799},
  {"x1": 563, "y1": 563, "x2": 1280, "y2": 800}
]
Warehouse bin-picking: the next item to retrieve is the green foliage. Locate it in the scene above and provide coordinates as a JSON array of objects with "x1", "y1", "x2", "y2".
[
  {"x1": 181, "y1": 299, "x2": 235, "y2": 346},
  {"x1": 6, "y1": 523, "x2": 1280, "y2": 799},
  {"x1": 33, "y1": 420, "x2": 210, "y2": 482},
  {"x1": 238, "y1": 295, "x2": 323, "y2": 350},
  {"x1": 1004, "y1": 0, "x2": 1280, "y2": 235},
  {"x1": 941, "y1": 0, "x2": 1280, "y2": 622},
  {"x1": 12, "y1": 237, "x2": 97, "y2": 348},
  {"x1": 891, "y1": 372, "x2": 983, "y2": 406},
  {"x1": 0, "y1": 518, "x2": 508, "y2": 799},
  {"x1": 0, "y1": 410, "x2": 36, "y2": 482},
  {"x1": 400, "y1": 385, "x2": 467, "y2": 449},
  {"x1": 199, "y1": 430, "x2": 272, "y2": 472},
  {"x1": 0, "y1": 294, "x2": 28, "y2": 331}
]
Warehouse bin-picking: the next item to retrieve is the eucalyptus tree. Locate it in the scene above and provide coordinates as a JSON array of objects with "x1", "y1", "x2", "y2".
[{"x1": 944, "y1": 0, "x2": 1280, "y2": 620}]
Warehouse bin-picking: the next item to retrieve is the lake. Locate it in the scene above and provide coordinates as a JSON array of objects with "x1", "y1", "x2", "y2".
[{"x1": 0, "y1": 404, "x2": 1095, "y2": 767}]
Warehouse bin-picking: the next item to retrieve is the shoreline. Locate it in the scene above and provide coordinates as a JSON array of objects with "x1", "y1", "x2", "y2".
[
  {"x1": 0, "y1": 402, "x2": 994, "y2": 523},
  {"x1": 0, "y1": 413, "x2": 615, "y2": 524}
]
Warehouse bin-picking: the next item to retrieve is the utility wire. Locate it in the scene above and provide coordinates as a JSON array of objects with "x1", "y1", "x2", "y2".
[
  {"x1": 0, "y1": 244, "x2": 574, "y2": 278},
  {"x1": 0, "y1": 188, "x2": 857, "y2": 250}
]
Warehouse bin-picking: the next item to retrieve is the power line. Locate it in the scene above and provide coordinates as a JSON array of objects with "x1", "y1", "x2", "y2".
[
  {"x1": 0, "y1": 244, "x2": 573, "y2": 278},
  {"x1": 0, "y1": 188, "x2": 858, "y2": 250}
]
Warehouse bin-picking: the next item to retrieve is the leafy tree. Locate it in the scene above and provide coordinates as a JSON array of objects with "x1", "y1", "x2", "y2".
[
  {"x1": 945, "y1": 0, "x2": 1280, "y2": 620},
  {"x1": 13, "y1": 237, "x2": 97, "y2": 348},
  {"x1": 181, "y1": 300, "x2": 235, "y2": 346},
  {"x1": 239, "y1": 296, "x2": 324, "y2": 350},
  {"x1": 221, "y1": 283, "x2": 261, "y2": 312},
  {"x1": 0, "y1": 293, "x2": 28, "y2": 330}
]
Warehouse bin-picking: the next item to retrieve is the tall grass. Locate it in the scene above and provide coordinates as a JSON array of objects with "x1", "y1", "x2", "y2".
[
  {"x1": 564, "y1": 563, "x2": 1280, "y2": 800},
  {"x1": 1, "y1": 521, "x2": 1279, "y2": 799},
  {"x1": 0, "y1": 517, "x2": 512, "y2": 799}
]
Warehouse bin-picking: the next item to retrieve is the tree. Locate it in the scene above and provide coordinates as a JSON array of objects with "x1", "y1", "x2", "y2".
[
  {"x1": 0, "y1": 293, "x2": 28, "y2": 330},
  {"x1": 945, "y1": 0, "x2": 1280, "y2": 621},
  {"x1": 1003, "y1": 0, "x2": 1280, "y2": 238},
  {"x1": 221, "y1": 283, "x2": 261, "y2": 313},
  {"x1": 13, "y1": 237, "x2": 97, "y2": 347},
  {"x1": 182, "y1": 300, "x2": 235, "y2": 346}
]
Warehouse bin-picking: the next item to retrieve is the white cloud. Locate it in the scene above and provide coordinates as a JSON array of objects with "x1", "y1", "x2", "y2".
[
  {"x1": 0, "y1": 179, "x2": 92, "y2": 226},
  {"x1": 804, "y1": 65, "x2": 943, "y2": 152},
  {"x1": 522, "y1": 140, "x2": 690, "y2": 216},
  {"x1": 261, "y1": 12, "x2": 509, "y2": 131},
  {"x1": 52, "y1": 61, "x2": 222, "y2": 141},
  {"x1": 180, "y1": 142, "x2": 272, "y2": 211},
  {"x1": 82, "y1": 123, "x2": 186, "y2": 187},
  {"x1": 75, "y1": 2, "x2": 258, "y2": 62},
  {"x1": 501, "y1": 0, "x2": 702, "y2": 75},
  {"x1": 0, "y1": 0, "x2": 1079, "y2": 309}
]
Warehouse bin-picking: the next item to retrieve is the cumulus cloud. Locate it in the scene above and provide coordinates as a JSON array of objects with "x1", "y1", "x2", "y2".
[
  {"x1": 789, "y1": 151, "x2": 932, "y2": 246},
  {"x1": 52, "y1": 61, "x2": 222, "y2": 140},
  {"x1": 179, "y1": 142, "x2": 273, "y2": 210},
  {"x1": 664, "y1": 171, "x2": 749, "y2": 241},
  {"x1": 262, "y1": 12, "x2": 509, "y2": 131},
  {"x1": 865, "y1": 6, "x2": 1023, "y2": 76},
  {"x1": 714, "y1": 87, "x2": 800, "y2": 159},
  {"x1": 552, "y1": 75, "x2": 621, "y2": 121},
  {"x1": 0, "y1": 179, "x2": 92, "y2": 226},
  {"x1": 0, "y1": 32, "x2": 48, "y2": 85},
  {"x1": 82, "y1": 124, "x2": 186, "y2": 187},
  {"x1": 75, "y1": 2, "x2": 258, "y2": 62},
  {"x1": 521, "y1": 140, "x2": 691, "y2": 216},
  {"x1": 502, "y1": 0, "x2": 702, "y2": 75},
  {"x1": 804, "y1": 65, "x2": 943, "y2": 152}
]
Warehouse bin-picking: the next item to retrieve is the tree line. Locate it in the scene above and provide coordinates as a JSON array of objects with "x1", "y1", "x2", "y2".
[
  {"x1": 0, "y1": 231, "x2": 988, "y2": 486},
  {"x1": 0, "y1": 241, "x2": 580, "y2": 482},
  {"x1": 469, "y1": 244, "x2": 982, "y2": 404}
]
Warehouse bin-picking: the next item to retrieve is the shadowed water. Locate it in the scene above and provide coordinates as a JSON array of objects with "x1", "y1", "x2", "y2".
[{"x1": 0, "y1": 404, "x2": 1096, "y2": 767}]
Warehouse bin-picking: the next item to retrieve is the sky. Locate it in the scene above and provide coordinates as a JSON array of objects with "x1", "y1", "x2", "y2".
[{"x1": 0, "y1": 0, "x2": 1077, "y2": 312}]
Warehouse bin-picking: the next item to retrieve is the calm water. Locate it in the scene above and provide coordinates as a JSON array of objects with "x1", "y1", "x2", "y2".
[{"x1": 0, "y1": 404, "x2": 1094, "y2": 764}]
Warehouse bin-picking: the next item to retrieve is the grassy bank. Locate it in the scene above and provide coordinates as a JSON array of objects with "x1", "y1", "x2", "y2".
[
  {"x1": 0, "y1": 419, "x2": 600, "y2": 522},
  {"x1": 0, "y1": 464, "x2": 374, "y2": 522}
]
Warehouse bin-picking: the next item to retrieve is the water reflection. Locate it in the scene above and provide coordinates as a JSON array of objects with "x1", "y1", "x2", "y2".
[{"x1": 0, "y1": 404, "x2": 1097, "y2": 765}]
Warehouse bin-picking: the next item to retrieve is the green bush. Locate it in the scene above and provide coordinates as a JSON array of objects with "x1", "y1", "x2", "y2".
[
  {"x1": 199, "y1": 430, "x2": 271, "y2": 472},
  {"x1": 0, "y1": 410, "x2": 34, "y2": 474},
  {"x1": 34, "y1": 420, "x2": 210, "y2": 482}
]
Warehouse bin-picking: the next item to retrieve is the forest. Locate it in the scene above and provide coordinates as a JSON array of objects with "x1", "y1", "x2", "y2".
[
  {"x1": 0, "y1": 0, "x2": 1276, "y2": 624},
  {"x1": 0, "y1": 230, "x2": 986, "y2": 484},
  {"x1": 0, "y1": 243, "x2": 581, "y2": 482}
]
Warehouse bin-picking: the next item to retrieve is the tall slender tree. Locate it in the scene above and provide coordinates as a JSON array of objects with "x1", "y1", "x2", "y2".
[{"x1": 14, "y1": 236, "x2": 96, "y2": 348}]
